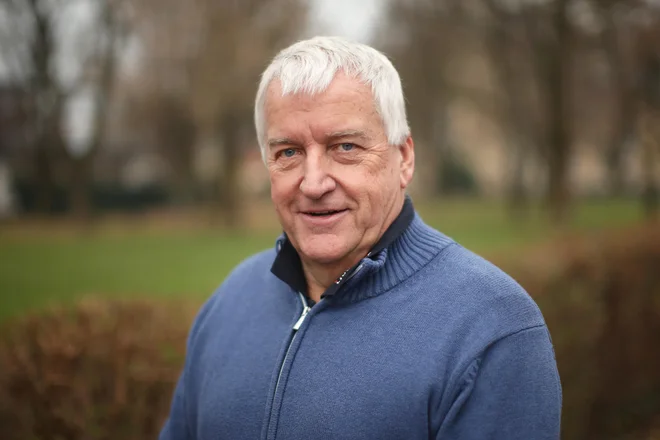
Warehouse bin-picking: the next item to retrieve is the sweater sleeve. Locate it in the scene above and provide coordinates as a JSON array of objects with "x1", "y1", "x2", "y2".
[
  {"x1": 435, "y1": 325, "x2": 562, "y2": 440},
  {"x1": 159, "y1": 373, "x2": 190, "y2": 440},
  {"x1": 159, "y1": 293, "x2": 218, "y2": 440}
]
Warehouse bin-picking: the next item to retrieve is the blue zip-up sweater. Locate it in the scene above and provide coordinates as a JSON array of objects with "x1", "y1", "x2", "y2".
[{"x1": 160, "y1": 213, "x2": 562, "y2": 440}]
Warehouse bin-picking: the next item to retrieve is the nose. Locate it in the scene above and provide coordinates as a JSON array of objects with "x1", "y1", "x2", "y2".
[{"x1": 299, "y1": 151, "x2": 336, "y2": 199}]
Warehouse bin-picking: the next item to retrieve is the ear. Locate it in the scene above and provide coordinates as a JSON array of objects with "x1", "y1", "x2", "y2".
[{"x1": 398, "y1": 135, "x2": 415, "y2": 189}]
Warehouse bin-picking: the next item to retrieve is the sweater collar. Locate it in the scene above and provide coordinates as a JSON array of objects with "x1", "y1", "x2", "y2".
[
  {"x1": 334, "y1": 213, "x2": 454, "y2": 304},
  {"x1": 271, "y1": 196, "x2": 455, "y2": 304}
]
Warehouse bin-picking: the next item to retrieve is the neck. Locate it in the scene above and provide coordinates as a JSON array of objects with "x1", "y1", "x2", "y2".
[{"x1": 302, "y1": 257, "x2": 362, "y2": 303}]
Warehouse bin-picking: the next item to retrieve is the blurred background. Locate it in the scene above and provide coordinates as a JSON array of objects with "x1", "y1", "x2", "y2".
[{"x1": 0, "y1": 0, "x2": 659, "y2": 439}]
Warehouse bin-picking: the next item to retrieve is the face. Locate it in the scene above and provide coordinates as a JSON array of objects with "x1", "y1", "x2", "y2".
[{"x1": 264, "y1": 73, "x2": 414, "y2": 270}]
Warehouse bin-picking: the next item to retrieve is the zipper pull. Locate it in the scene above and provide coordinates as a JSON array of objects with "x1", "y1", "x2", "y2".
[
  {"x1": 346, "y1": 263, "x2": 364, "y2": 282},
  {"x1": 293, "y1": 304, "x2": 310, "y2": 331}
]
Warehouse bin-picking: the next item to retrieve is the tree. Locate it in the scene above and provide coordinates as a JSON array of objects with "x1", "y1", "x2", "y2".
[
  {"x1": 479, "y1": 0, "x2": 575, "y2": 224},
  {"x1": 634, "y1": 21, "x2": 660, "y2": 219},
  {"x1": 0, "y1": 0, "x2": 130, "y2": 220},
  {"x1": 123, "y1": 90, "x2": 198, "y2": 204},
  {"x1": 64, "y1": 0, "x2": 129, "y2": 220},
  {"x1": 518, "y1": 0, "x2": 574, "y2": 224},
  {"x1": 593, "y1": 1, "x2": 639, "y2": 196},
  {"x1": 481, "y1": 0, "x2": 546, "y2": 218},
  {"x1": 0, "y1": 0, "x2": 62, "y2": 213},
  {"x1": 379, "y1": 0, "x2": 468, "y2": 199},
  {"x1": 383, "y1": 0, "x2": 575, "y2": 225}
]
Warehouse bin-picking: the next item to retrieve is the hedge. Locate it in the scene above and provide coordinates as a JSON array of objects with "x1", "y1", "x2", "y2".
[{"x1": 0, "y1": 299, "x2": 197, "y2": 440}]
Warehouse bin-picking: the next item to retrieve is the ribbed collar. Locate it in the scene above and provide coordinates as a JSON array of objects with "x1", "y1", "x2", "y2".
[
  {"x1": 271, "y1": 196, "x2": 455, "y2": 304},
  {"x1": 332, "y1": 213, "x2": 455, "y2": 304}
]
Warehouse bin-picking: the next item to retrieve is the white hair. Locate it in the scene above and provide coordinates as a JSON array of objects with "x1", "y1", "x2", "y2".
[{"x1": 254, "y1": 36, "x2": 410, "y2": 162}]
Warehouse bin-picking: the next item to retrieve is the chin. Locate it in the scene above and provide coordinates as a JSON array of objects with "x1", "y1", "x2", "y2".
[
  {"x1": 299, "y1": 247, "x2": 347, "y2": 265},
  {"x1": 298, "y1": 237, "x2": 351, "y2": 266}
]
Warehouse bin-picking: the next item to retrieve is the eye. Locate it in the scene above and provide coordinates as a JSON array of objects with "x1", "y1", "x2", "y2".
[
  {"x1": 275, "y1": 148, "x2": 298, "y2": 160},
  {"x1": 338, "y1": 143, "x2": 355, "y2": 152}
]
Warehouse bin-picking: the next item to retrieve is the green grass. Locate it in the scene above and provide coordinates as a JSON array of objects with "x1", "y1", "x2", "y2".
[{"x1": 0, "y1": 198, "x2": 645, "y2": 321}]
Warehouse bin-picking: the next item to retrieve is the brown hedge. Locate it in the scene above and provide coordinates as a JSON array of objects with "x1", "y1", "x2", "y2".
[
  {"x1": 0, "y1": 298, "x2": 198, "y2": 440},
  {"x1": 0, "y1": 222, "x2": 658, "y2": 440}
]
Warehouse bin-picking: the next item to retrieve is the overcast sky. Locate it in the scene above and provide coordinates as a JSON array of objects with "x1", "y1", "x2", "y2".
[{"x1": 308, "y1": 0, "x2": 385, "y2": 42}]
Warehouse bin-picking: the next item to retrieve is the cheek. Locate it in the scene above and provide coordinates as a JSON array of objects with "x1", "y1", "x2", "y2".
[
  {"x1": 338, "y1": 156, "x2": 395, "y2": 191},
  {"x1": 270, "y1": 171, "x2": 299, "y2": 203},
  {"x1": 367, "y1": 155, "x2": 398, "y2": 186}
]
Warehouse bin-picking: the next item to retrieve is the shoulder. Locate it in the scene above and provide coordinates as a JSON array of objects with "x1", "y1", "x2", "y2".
[
  {"x1": 423, "y1": 240, "x2": 546, "y2": 340},
  {"x1": 214, "y1": 248, "x2": 277, "y2": 293},
  {"x1": 186, "y1": 248, "x2": 278, "y2": 340},
  {"x1": 417, "y1": 240, "x2": 556, "y2": 388}
]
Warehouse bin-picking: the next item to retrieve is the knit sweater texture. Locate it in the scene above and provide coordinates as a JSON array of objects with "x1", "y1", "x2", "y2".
[{"x1": 159, "y1": 214, "x2": 562, "y2": 440}]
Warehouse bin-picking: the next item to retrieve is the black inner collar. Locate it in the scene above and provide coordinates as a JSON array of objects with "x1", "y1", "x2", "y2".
[{"x1": 271, "y1": 196, "x2": 415, "y2": 297}]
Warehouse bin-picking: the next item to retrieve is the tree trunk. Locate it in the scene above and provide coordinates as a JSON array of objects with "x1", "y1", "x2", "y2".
[
  {"x1": 546, "y1": 139, "x2": 570, "y2": 225},
  {"x1": 214, "y1": 113, "x2": 243, "y2": 228},
  {"x1": 483, "y1": 5, "x2": 533, "y2": 219},
  {"x1": 544, "y1": 0, "x2": 572, "y2": 226},
  {"x1": 432, "y1": 100, "x2": 451, "y2": 196},
  {"x1": 409, "y1": 90, "x2": 451, "y2": 200},
  {"x1": 602, "y1": 13, "x2": 636, "y2": 197},
  {"x1": 69, "y1": 157, "x2": 93, "y2": 222},
  {"x1": 408, "y1": 109, "x2": 438, "y2": 200},
  {"x1": 639, "y1": 111, "x2": 659, "y2": 220},
  {"x1": 34, "y1": 145, "x2": 55, "y2": 214},
  {"x1": 606, "y1": 136, "x2": 631, "y2": 197},
  {"x1": 638, "y1": 45, "x2": 660, "y2": 219},
  {"x1": 507, "y1": 143, "x2": 530, "y2": 220},
  {"x1": 28, "y1": 0, "x2": 59, "y2": 216},
  {"x1": 61, "y1": 0, "x2": 118, "y2": 225}
]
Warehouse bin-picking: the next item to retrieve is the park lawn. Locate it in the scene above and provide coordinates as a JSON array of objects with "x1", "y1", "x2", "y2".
[{"x1": 0, "y1": 198, "x2": 645, "y2": 321}]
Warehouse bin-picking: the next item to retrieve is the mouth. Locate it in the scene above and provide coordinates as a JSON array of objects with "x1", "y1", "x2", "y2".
[{"x1": 302, "y1": 208, "x2": 348, "y2": 218}]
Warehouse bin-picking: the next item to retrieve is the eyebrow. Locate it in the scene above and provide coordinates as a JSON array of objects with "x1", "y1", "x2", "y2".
[
  {"x1": 326, "y1": 130, "x2": 368, "y2": 141},
  {"x1": 267, "y1": 130, "x2": 369, "y2": 149},
  {"x1": 268, "y1": 138, "x2": 297, "y2": 148}
]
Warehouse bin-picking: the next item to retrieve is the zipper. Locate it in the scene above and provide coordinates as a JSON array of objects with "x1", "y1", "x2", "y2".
[
  {"x1": 275, "y1": 292, "x2": 308, "y2": 391},
  {"x1": 293, "y1": 294, "x2": 311, "y2": 330},
  {"x1": 346, "y1": 263, "x2": 364, "y2": 282},
  {"x1": 266, "y1": 292, "x2": 309, "y2": 439},
  {"x1": 265, "y1": 262, "x2": 365, "y2": 439}
]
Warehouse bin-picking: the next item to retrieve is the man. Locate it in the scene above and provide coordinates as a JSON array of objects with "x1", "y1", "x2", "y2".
[{"x1": 160, "y1": 36, "x2": 562, "y2": 440}]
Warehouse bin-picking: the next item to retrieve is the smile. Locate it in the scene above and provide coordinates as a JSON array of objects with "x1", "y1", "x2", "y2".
[
  {"x1": 300, "y1": 209, "x2": 349, "y2": 225},
  {"x1": 305, "y1": 209, "x2": 347, "y2": 217}
]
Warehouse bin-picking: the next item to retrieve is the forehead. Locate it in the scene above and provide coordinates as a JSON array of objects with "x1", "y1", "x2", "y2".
[{"x1": 264, "y1": 73, "x2": 383, "y2": 138}]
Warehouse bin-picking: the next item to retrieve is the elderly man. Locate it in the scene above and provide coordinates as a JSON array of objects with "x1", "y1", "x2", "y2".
[{"x1": 160, "y1": 36, "x2": 562, "y2": 440}]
